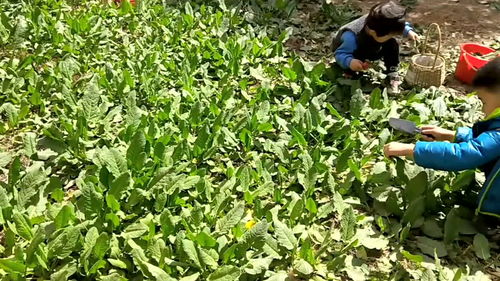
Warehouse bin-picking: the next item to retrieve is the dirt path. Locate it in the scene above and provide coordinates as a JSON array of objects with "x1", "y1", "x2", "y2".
[{"x1": 354, "y1": 0, "x2": 500, "y2": 48}]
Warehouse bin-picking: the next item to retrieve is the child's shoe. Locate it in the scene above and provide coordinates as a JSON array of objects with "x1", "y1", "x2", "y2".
[{"x1": 387, "y1": 72, "x2": 402, "y2": 95}]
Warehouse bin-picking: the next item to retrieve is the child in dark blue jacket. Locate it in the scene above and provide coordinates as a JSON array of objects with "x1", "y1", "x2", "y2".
[
  {"x1": 332, "y1": 1, "x2": 419, "y2": 94},
  {"x1": 384, "y1": 58, "x2": 500, "y2": 222}
]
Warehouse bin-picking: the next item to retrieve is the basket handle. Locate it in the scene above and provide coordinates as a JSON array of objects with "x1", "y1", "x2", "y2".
[{"x1": 421, "y1": 23, "x2": 442, "y2": 69}]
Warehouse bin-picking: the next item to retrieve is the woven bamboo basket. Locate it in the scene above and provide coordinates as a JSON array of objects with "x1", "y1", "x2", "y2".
[{"x1": 405, "y1": 23, "x2": 446, "y2": 88}]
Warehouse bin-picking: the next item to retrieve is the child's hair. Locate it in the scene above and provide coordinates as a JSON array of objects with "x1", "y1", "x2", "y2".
[
  {"x1": 473, "y1": 57, "x2": 500, "y2": 93},
  {"x1": 365, "y1": 1, "x2": 407, "y2": 37}
]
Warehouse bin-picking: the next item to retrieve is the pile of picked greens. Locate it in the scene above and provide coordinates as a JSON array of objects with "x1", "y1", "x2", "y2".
[{"x1": 0, "y1": 0, "x2": 496, "y2": 280}]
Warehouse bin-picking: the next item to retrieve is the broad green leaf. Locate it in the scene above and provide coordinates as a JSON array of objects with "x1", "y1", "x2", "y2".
[
  {"x1": 78, "y1": 179, "x2": 103, "y2": 219},
  {"x1": 357, "y1": 228, "x2": 389, "y2": 250},
  {"x1": 244, "y1": 257, "x2": 273, "y2": 275},
  {"x1": 48, "y1": 226, "x2": 81, "y2": 259},
  {"x1": 122, "y1": 222, "x2": 149, "y2": 239},
  {"x1": 160, "y1": 209, "x2": 176, "y2": 236},
  {"x1": 199, "y1": 248, "x2": 218, "y2": 269},
  {"x1": 216, "y1": 202, "x2": 245, "y2": 233},
  {"x1": 274, "y1": 220, "x2": 297, "y2": 250},
  {"x1": 432, "y1": 96, "x2": 447, "y2": 117},
  {"x1": 240, "y1": 219, "x2": 269, "y2": 247},
  {"x1": 341, "y1": 207, "x2": 356, "y2": 242},
  {"x1": 305, "y1": 198, "x2": 317, "y2": 214},
  {"x1": 415, "y1": 236, "x2": 448, "y2": 257},
  {"x1": 0, "y1": 151, "x2": 11, "y2": 168},
  {"x1": 180, "y1": 273, "x2": 201, "y2": 281},
  {"x1": 0, "y1": 258, "x2": 25, "y2": 273},
  {"x1": 82, "y1": 227, "x2": 99, "y2": 272},
  {"x1": 404, "y1": 172, "x2": 428, "y2": 202},
  {"x1": 26, "y1": 227, "x2": 45, "y2": 266},
  {"x1": 144, "y1": 261, "x2": 176, "y2": 281},
  {"x1": 263, "y1": 272, "x2": 289, "y2": 281},
  {"x1": 294, "y1": 259, "x2": 313, "y2": 276},
  {"x1": 444, "y1": 209, "x2": 460, "y2": 244},
  {"x1": 127, "y1": 130, "x2": 147, "y2": 170},
  {"x1": 185, "y1": 2, "x2": 194, "y2": 16},
  {"x1": 196, "y1": 231, "x2": 217, "y2": 248},
  {"x1": 0, "y1": 102, "x2": 19, "y2": 127},
  {"x1": 50, "y1": 262, "x2": 77, "y2": 281},
  {"x1": 108, "y1": 172, "x2": 131, "y2": 200},
  {"x1": 80, "y1": 76, "x2": 101, "y2": 121},
  {"x1": 369, "y1": 88, "x2": 384, "y2": 109},
  {"x1": 23, "y1": 132, "x2": 37, "y2": 157},
  {"x1": 448, "y1": 170, "x2": 475, "y2": 192},
  {"x1": 17, "y1": 163, "x2": 47, "y2": 208},
  {"x1": 12, "y1": 211, "x2": 32, "y2": 240},
  {"x1": 473, "y1": 234, "x2": 491, "y2": 260},
  {"x1": 208, "y1": 266, "x2": 241, "y2": 281},
  {"x1": 94, "y1": 233, "x2": 110, "y2": 260},
  {"x1": 182, "y1": 239, "x2": 202, "y2": 268},
  {"x1": 348, "y1": 159, "x2": 363, "y2": 182},
  {"x1": 54, "y1": 204, "x2": 75, "y2": 229},
  {"x1": 88, "y1": 260, "x2": 107, "y2": 274},
  {"x1": 401, "y1": 250, "x2": 424, "y2": 263},
  {"x1": 402, "y1": 196, "x2": 425, "y2": 225},
  {"x1": 108, "y1": 258, "x2": 127, "y2": 269},
  {"x1": 350, "y1": 90, "x2": 366, "y2": 117},
  {"x1": 421, "y1": 268, "x2": 437, "y2": 281},
  {"x1": 290, "y1": 126, "x2": 307, "y2": 147},
  {"x1": 422, "y1": 219, "x2": 443, "y2": 239}
]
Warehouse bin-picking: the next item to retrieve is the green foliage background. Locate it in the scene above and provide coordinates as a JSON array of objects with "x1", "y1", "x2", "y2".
[{"x1": 0, "y1": 0, "x2": 495, "y2": 280}]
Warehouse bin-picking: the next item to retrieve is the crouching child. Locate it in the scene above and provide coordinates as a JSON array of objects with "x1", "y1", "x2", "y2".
[
  {"x1": 384, "y1": 58, "x2": 500, "y2": 235},
  {"x1": 332, "y1": 1, "x2": 419, "y2": 94}
]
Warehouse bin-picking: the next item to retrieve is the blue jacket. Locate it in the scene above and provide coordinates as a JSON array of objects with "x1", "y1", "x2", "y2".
[
  {"x1": 335, "y1": 23, "x2": 413, "y2": 69},
  {"x1": 414, "y1": 117, "x2": 500, "y2": 217}
]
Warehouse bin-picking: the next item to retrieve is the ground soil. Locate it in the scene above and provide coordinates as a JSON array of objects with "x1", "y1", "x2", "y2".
[{"x1": 355, "y1": 0, "x2": 500, "y2": 48}]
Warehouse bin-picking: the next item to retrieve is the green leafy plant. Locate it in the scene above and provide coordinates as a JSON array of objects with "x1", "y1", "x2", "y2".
[{"x1": 0, "y1": 0, "x2": 495, "y2": 280}]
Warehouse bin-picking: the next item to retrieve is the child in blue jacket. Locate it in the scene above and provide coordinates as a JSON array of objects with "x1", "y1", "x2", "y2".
[
  {"x1": 331, "y1": 1, "x2": 419, "y2": 94},
  {"x1": 384, "y1": 57, "x2": 500, "y2": 223}
]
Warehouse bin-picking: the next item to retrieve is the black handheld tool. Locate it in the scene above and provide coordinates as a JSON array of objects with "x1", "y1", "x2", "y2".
[{"x1": 388, "y1": 118, "x2": 434, "y2": 139}]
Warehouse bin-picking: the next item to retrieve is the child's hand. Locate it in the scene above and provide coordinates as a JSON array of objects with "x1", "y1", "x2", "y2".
[
  {"x1": 350, "y1": 59, "x2": 366, "y2": 72},
  {"x1": 420, "y1": 125, "x2": 455, "y2": 142},
  {"x1": 384, "y1": 142, "x2": 415, "y2": 158},
  {"x1": 408, "y1": 30, "x2": 420, "y2": 41}
]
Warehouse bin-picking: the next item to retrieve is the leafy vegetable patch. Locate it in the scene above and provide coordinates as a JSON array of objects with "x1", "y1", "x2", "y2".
[{"x1": 0, "y1": 0, "x2": 495, "y2": 280}]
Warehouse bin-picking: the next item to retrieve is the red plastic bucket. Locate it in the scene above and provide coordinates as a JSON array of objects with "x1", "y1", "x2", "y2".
[{"x1": 455, "y1": 43, "x2": 496, "y2": 85}]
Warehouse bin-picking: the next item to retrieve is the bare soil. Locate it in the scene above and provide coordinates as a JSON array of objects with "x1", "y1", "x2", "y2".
[{"x1": 355, "y1": 0, "x2": 500, "y2": 47}]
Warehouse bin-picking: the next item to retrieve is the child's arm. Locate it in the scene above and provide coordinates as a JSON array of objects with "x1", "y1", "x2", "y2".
[
  {"x1": 420, "y1": 125, "x2": 455, "y2": 142},
  {"x1": 403, "y1": 22, "x2": 419, "y2": 41},
  {"x1": 413, "y1": 131, "x2": 500, "y2": 171},
  {"x1": 455, "y1": 127, "x2": 474, "y2": 142},
  {"x1": 334, "y1": 31, "x2": 358, "y2": 70},
  {"x1": 385, "y1": 131, "x2": 500, "y2": 171},
  {"x1": 403, "y1": 22, "x2": 413, "y2": 37},
  {"x1": 419, "y1": 126, "x2": 472, "y2": 143}
]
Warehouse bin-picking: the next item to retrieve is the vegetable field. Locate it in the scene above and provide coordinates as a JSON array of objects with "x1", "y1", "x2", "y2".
[{"x1": 0, "y1": 0, "x2": 497, "y2": 280}]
